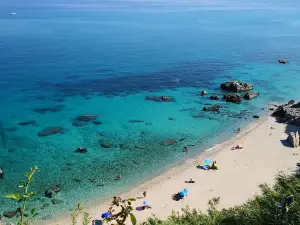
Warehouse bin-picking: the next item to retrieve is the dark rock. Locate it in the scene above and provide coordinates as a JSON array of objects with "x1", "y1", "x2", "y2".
[
  {"x1": 45, "y1": 184, "x2": 61, "y2": 198},
  {"x1": 89, "y1": 178, "x2": 97, "y2": 183},
  {"x1": 253, "y1": 115, "x2": 260, "y2": 119},
  {"x1": 201, "y1": 90, "x2": 208, "y2": 95},
  {"x1": 145, "y1": 96, "x2": 175, "y2": 102},
  {"x1": 3, "y1": 210, "x2": 19, "y2": 218},
  {"x1": 269, "y1": 108, "x2": 274, "y2": 111},
  {"x1": 72, "y1": 178, "x2": 82, "y2": 183},
  {"x1": 66, "y1": 162, "x2": 76, "y2": 166},
  {"x1": 119, "y1": 144, "x2": 131, "y2": 150},
  {"x1": 162, "y1": 139, "x2": 177, "y2": 146},
  {"x1": 244, "y1": 92, "x2": 259, "y2": 100},
  {"x1": 72, "y1": 121, "x2": 87, "y2": 127},
  {"x1": 99, "y1": 139, "x2": 114, "y2": 148},
  {"x1": 223, "y1": 93, "x2": 243, "y2": 103},
  {"x1": 272, "y1": 101, "x2": 300, "y2": 125},
  {"x1": 4, "y1": 127, "x2": 18, "y2": 132},
  {"x1": 168, "y1": 117, "x2": 176, "y2": 121},
  {"x1": 18, "y1": 120, "x2": 36, "y2": 126},
  {"x1": 75, "y1": 147, "x2": 87, "y2": 153},
  {"x1": 8, "y1": 148, "x2": 17, "y2": 153},
  {"x1": 210, "y1": 95, "x2": 220, "y2": 100},
  {"x1": 288, "y1": 100, "x2": 295, "y2": 105},
  {"x1": 76, "y1": 114, "x2": 98, "y2": 122},
  {"x1": 38, "y1": 127, "x2": 63, "y2": 137},
  {"x1": 128, "y1": 120, "x2": 144, "y2": 123},
  {"x1": 92, "y1": 120, "x2": 102, "y2": 125},
  {"x1": 287, "y1": 132, "x2": 299, "y2": 147},
  {"x1": 60, "y1": 166, "x2": 72, "y2": 171},
  {"x1": 278, "y1": 59, "x2": 289, "y2": 64},
  {"x1": 220, "y1": 80, "x2": 253, "y2": 92},
  {"x1": 51, "y1": 199, "x2": 63, "y2": 205},
  {"x1": 33, "y1": 105, "x2": 64, "y2": 114},
  {"x1": 41, "y1": 203, "x2": 50, "y2": 209},
  {"x1": 203, "y1": 105, "x2": 220, "y2": 112},
  {"x1": 42, "y1": 215, "x2": 52, "y2": 220},
  {"x1": 145, "y1": 122, "x2": 153, "y2": 125}
]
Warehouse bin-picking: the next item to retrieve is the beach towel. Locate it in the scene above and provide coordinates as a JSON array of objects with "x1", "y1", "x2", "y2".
[{"x1": 101, "y1": 212, "x2": 112, "y2": 219}]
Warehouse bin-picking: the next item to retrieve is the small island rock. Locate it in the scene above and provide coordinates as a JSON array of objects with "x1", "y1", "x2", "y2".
[
  {"x1": 244, "y1": 92, "x2": 259, "y2": 100},
  {"x1": 220, "y1": 80, "x2": 253, "y2": 92},
  {"x1": 223, "y1": 93, "x2": 243, "y2": 104}
]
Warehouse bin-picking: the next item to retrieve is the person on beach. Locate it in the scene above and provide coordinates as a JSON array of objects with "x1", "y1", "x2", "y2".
[
  {"x1": 143, "y1": 191, "x2": 147, "y2": 198},
  {"x1": 0, "y1": 167, "x2": 3, "y2": 179},
  {"x1": 211, "y1": 161, "x2": 218, "y2": 170},
  {"x1": 116, "y1": 175, "x2": 122, "y2": 180},
  {"x1": 237, "y1": 127, "x2": 240, "y2": 133}
]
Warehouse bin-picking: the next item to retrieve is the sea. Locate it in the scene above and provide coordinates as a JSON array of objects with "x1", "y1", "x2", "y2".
[{"x1": 1, "y1": 0, "x2": 300, "y2": 222}]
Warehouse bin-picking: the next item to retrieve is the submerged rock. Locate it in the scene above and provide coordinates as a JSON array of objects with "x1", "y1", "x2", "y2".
[
  {"x1": 4, "y1": 127, "x2": 18, "y2": 132},
  {"x1": 223, "y1": 93, "x2": 243, "y2": 104},
  {"x1": 45, "y1": 184, "x2": 61, "y2": 198},
  {"x1": 76, "y1": 114, "x2": 98, "y2": 122},
  {"x1": 128, "y1": 120, "x2": 144, "y2": 123},
  {"x1": 3, "y1": 210, "x2": 19, "y2": 218},
  {"x1": 92, "y1": 120, "x2": 102, "y2": 125},
  {"x1": 203, "y1": 105, "x2": 220, "y2": 112},
  {"x1": 38, "y1": 127, "x2": 63, "y2": 137},
  {"x1": 51, "y1": 199, "x2": 64, "y2": 205},
  {"x1": 287, "y1": 131, "x2": 299, "y2": 148},
  {"x1": 41, "y1": 203, "x2": 50, "y2": 210},
  {"x1": 278, "y1": 59, "x2": 289, "y2": 64},
  {"x1": 162, "y1": 139, "x2": 177, "y2": 146},
  {"x1": 60, "y1": 166, "x2": 72, "y2": 171},
  {"x1": 244, "y1": 92, "x2": 259, "y2": 100},
  {"x1": 72, "y1": 178, "x2": 82, "y2": 183},
  {"x1": 99, "y1": 139, "x2": 114, "y2": 148},
  {"x1": 145, "y1": 96, "x2": 175, "y2": 102},
  {"x1": 168, "y1": 117, "x2": 176, "y2": 121},
  {"x1": 210, "y1": 95, "x2": 220, "y2": 100},
  {"x1": 220, "y1": 80, "x2": 253, "y2": 92},
  {"x1": 72, "y1": 121, "x2": 87, "y2": 127},
  {"x1": 253, "y1": 115, "x2": 260, "y2": 119},
  {"x1": 18, "y1": 120, "x2": 36, "y2": 126},
  {"x1": 33, "y1": 105, "x2": 64, "y2": 114}
]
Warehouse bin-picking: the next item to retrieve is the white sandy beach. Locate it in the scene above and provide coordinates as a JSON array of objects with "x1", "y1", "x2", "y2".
[{"x1": 45, "y1": 116, "x2": 299, "y2": 225}]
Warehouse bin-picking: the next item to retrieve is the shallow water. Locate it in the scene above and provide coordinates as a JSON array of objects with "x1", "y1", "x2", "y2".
[{"x1": 1, "y1": 0, "x2": 300, "y2": 222}]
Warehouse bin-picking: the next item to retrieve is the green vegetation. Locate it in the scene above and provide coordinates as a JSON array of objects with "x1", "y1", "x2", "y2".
[
  {"x1": 144, "y1": 173, "x2": 300, "y2": 225},
  {"x1": 70, "y1": 202, "x2": 92, "y2": 225},
  {"x1": 6, "y1": 166, "x2": 39, "y2": 225}
]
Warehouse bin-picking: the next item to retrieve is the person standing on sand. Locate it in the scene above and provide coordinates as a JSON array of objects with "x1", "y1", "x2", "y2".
[
  {"x1": 143, "y1": 191, "x2": 147, "y2": 198},
  {"x1": 184, "y1": 145, "x2": 188, "y2": 152}
]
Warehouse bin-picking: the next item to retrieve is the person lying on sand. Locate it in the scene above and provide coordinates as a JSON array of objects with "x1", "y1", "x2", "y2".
[
  {"x1": 185, "y1": 177, "x2": 195, "y2": 183},
  {"x1": 210, "y1": 161, "x2": 218, "y2": 170},
  {"x1": 231, "y1": 145, "x2": 243, "y2": 150}
]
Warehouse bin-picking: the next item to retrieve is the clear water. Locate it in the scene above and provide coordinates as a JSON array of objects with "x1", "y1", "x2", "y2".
[{"x1": 1, "y1": 0, "x2": 300, "y2": 222}]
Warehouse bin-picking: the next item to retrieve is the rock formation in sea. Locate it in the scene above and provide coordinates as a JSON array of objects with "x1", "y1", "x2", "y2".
[
  {"x1": 145, "y1": 96, "x2": 175, "y2": 102},
  {"x1": 203, "y1": 105, "x2": 220, "y2": 112},
  {"x1": 76, "y1": 114, "x2": 98, "y2": 122},
  {"x1": 45, "y1": 184, "x2": 61, "y2": 198},
  {"x1": 272, "y1": 101, "x2": 300, "y2": 125},
  {"x1": 287, "y1": 131, "x2": 299, "y2": 148},
  {"x1": 220, "y1": 80, "x2": 253, "y2": 92},
  {"x1": 210, "y1": 95, "x2": 220, "y2": 100},
  {"x1": 33, "y1": 105, "x2": 64, "y2": 114},
  {"x1": 278, "y1": 59, "x2": 289, "y2": 64},
  {"x1": 18, "y1": 120, "x2": 37, "y2": 126},
  {"x1": 244, "y1": 92, "x2": 259, "y2": 100},
  {"x1": 223, "y1": 93, "x2": 243, "y2": 103},
  {"x1": 38, "y1": 127, "x2": 63, "y2": 137},
  {"x1": 201, "y1": 90, "x2": 208, "y2": 95}
]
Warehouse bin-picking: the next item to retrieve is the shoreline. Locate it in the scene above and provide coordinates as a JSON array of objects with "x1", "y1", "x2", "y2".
[{"x1": 44, "y1": 114, "x2": 299, "y2": 225}]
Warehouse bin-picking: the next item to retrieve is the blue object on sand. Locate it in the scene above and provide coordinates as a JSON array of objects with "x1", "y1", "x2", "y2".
[
  {"x1": 94, "y1": 220, "x2": 103, "y2": 225},
  {"x1": 101, "y1": 212, "x2": 112, "y2": 219},
  {"x1": 143, "y1": 200, "x2": 152, "y2": 207},
  {"x1": 183, "y1": 188, "x2": 189, "y2": 196},
  {"x1": 202, "y1": 165, "x2": 210, "y2": 170},
  {"x1": 204, "y1": 159, "x2": 213, "y2": 164}
]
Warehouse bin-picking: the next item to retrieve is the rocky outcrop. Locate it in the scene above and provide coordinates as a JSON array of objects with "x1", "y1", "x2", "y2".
[
  {"x1": 253, "y1": 115, "x2": 259, "y2": 119},
  {"x1": 278, "y1": 59, "x2": 289, "y2": 64},
  {"x1": 45, "y1": 184, "x2": 61, "y2": 198},
  {"x1": 210, "y1": 95, "x2": 220, "y2": 100},
  {"x1": 76, "y1": 114, "x2": 97, "y2": 122},
  {"x1": 272, "y1": 101, "x2": 300, "y2": 125},
  {"x1": 287, "y1": 132, "x2": 299, "y2": 148},
  {"x1": 145, "y1": 96, "x2": 175, "y2": 102},
  {"x1": 75, "y1": 147, "x2": 87, "y2": 153},
  {"x1": 201, "y1": 90, "x2": 208, "y2": 95},
  {"x1": 203, "y1": 105, "x2": 220, "y2": 112},
  {"x1": 18, "y1": 120, "x2": 36, "y2": 126},
  {"x1": 92, "y1": 121, "x2": 102, "y2": 125},
  {"x1": 128, "y1": 120, "x2": 144, "y2": 123},
  {"x1": 33, "y1": 105, "x2": 64, "y2": 114},
  {"x1": 38, "y1": 127, "x2": 63, "y2": 137},
  {"x1": 3, "y1": 209, "x2": 19, "y2": 218},
  {"x1": 99, "y1": 139, "x2": 114, "y2": 148},
  {"x1": 72, "y1": 121, "x2": 87, "y2": 127},
  {"x1": 223, "y1": 93, "x2": 243, "y2": 104},
  {"x1": 162, "y1": 139, "x2": 177, "y2": 146},
  {"x1": 220, "y1": 81, "x2": 253, "y2": 92},
  {"x1": 244, "y1": 92, "x2": 259, "y2": 100}
]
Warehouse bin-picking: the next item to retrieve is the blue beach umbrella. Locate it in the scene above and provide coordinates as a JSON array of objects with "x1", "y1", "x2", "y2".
[{"x1": 101, "y1": 212, "x2": 112, "y2": 219}]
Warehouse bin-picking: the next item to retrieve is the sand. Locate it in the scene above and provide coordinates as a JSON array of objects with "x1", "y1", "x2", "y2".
[{"x1": 45, "y1": 117, "x2": 299, "y2": 225}]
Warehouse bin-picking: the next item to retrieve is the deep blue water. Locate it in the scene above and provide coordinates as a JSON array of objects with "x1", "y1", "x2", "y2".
[{"x1": 1, "y1": 0, "x2": 300, "y2": 222}]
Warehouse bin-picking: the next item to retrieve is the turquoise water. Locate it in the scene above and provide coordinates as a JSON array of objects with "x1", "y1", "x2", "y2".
[{"x1": 1, "y1": 0, "x2": 300, "y2": 222}]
